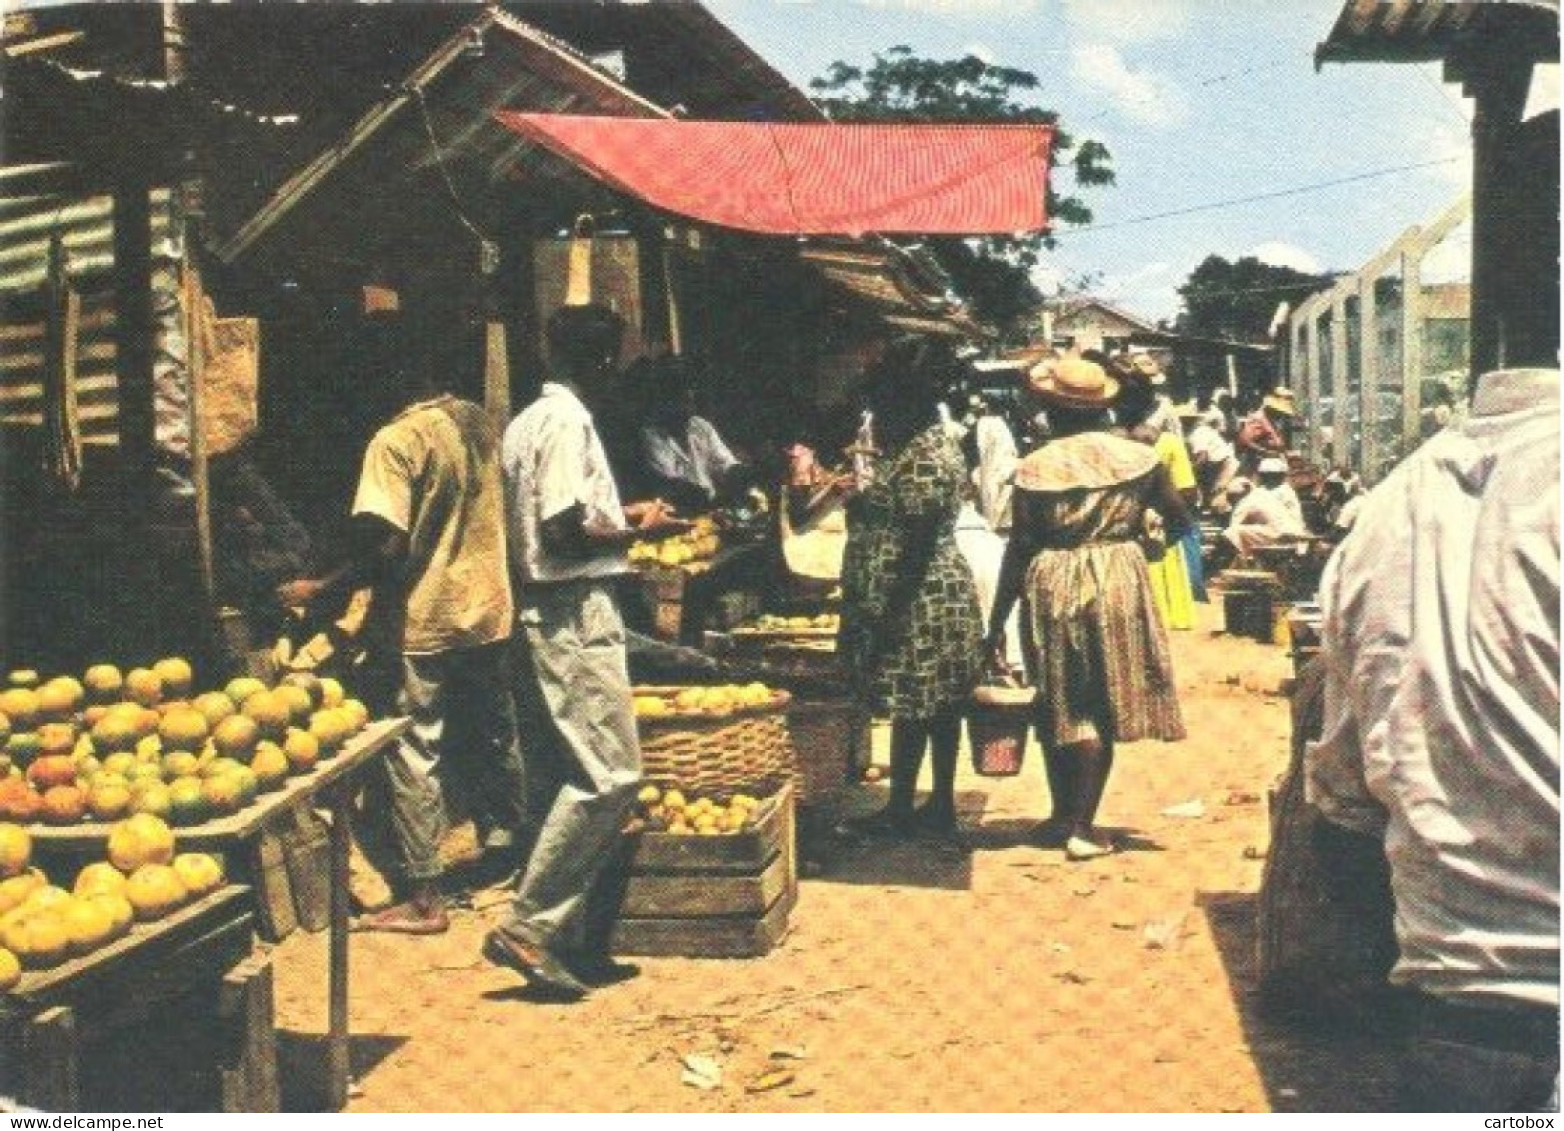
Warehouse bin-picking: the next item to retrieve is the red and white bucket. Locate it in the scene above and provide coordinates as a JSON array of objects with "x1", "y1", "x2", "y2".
[{"x1": 967, "y1": 684, "x2": 1037, "y2": 777}]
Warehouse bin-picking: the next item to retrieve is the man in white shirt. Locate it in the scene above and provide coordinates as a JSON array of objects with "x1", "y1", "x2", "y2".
[
  {"x1": 1186, "y1": 407, "x2": 1239, "y2": 514},
  {"x1": 639, "y1": 356, "x2": 749, "y2": 512},
  {"x1": 1306, "y1": 367, "x2": 1560, "y2": 1112},
  {"x1": 490, "y1": 304, "x2": 689, "y2": 999},
  {"x1": 971, "y1": 399, "x2": 1017, "y2": 534},
  {"x1": 1213, "y1": 460, "x2": 1310, "y2": 568}
]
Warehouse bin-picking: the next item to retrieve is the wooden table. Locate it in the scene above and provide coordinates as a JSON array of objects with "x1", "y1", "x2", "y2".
[
  {"x1": 26, "y1": 718, "x2": 409, "y2": 1110},
  {"x1": 0, "y1": 886, "x2": 268, "y2": 1111}
]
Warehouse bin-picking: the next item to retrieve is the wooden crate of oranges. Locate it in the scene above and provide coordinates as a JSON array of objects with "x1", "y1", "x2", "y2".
[{"x1": 612, "y1": 782, "x2": 797, "y2": 959}]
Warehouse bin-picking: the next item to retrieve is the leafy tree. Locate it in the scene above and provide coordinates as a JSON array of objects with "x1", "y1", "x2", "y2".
[
  {"x1": 811, "y1": 46, "x2": 1113, "y2": 334},
  {"x1": 1175, "y1": 254, "x2": 1335, "y2": 343}
]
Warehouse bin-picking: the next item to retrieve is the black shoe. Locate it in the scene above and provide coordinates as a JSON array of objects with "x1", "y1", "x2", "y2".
[
  {"x1": 910, "y1": 801, "x2": 960, "y2": 837},
  {"x1": 482, "y1": 929, "x2": 589, "y2": 999},
  {"x1": 564, "y1": 952, "x2": 642, "y2": 987}
]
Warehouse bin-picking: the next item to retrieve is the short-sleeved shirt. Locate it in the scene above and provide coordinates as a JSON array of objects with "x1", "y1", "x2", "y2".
[
  {"x1": 503, "y1": 382, "x2": 629, "y2": 585},
  {"x1": 352, "y1": 395, "x2": 513, "y2": 655},
  {"x1": 641, "y1": 416, "x2": 738, "y2": 501},
  {"x1": 1153, "y1": 432, "x2": 1197, "y2": 493}
]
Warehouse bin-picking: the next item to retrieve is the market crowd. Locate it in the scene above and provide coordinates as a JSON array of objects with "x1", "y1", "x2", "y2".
[{"x1": 274, "y1": 303, "x2": 1557, "y2": 1114}]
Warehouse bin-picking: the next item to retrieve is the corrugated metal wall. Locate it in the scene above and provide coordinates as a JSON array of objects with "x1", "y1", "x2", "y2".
[{"x1": 0, "y1": 189, "x2": 173, "y2": 447}]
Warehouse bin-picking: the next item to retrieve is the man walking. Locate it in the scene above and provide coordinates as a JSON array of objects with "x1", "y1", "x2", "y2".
[{"x1": 489, "y1": 303, "x2": 688, "y2": 998}]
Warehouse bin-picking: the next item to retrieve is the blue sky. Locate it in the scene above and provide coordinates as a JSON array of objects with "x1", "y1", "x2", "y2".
[{"x1": 704, "y1": 0, "x2": 1480, "y2": 323}]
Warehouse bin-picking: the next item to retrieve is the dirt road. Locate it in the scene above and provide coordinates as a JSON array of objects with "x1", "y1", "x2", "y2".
[{"x1": 272, "y1": 605, "x2": 1399, "y2": 1112}]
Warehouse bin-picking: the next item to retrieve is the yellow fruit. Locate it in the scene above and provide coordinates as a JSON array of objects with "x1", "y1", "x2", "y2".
[
  {"x1": 668, "y1": 821, "x2": 693, "y2": 835},
  {"x1": 124, "y1": 864, "x2": 188, "y2": 921},
  {"x1": 83, "y1": 664, "x2": 124, "y2": 703},
  {"x1": 160, "y1": 751, "x2": 201, "y2": 780},
  {"x1": 201, "y1": 773, "x2": 245, "y2": 815},
  {"x1": 87, "y1": 781, "x2": 132, "y2": 822},
  {"x1": 319, "y1": 678, "x2": 346, "y2": 710},
  {"x1": 307, "y1": 709, "x2": 350, "y2": 752},
  {"x1": 242, "y1": 692, "x2": 291, "y2": 740},
  {"x1": 107, "y1": 813, "x2": 176, "y2": 872},
  {"x1": 340, "y1": 699, "x2": 370, "y2": 733},
  {"x1": 0, "y1": 690, "x2": 40, "y2": 731},
  {"x1": 6, "y1": 910, "x2": 69, "y2": 968},
  {"x1": 83, "y1": 892, "x2": 133, "y2": 939},
  {"x1": 100, "y1": 751, "x2": 138, "y2": 777},
  {"x1": 75, "y1": 862, "x2": 128, "y2": 899},
  {"x1": 40, "y1": 785, "x2": 87, "y2": 825},
  {"x1": 211, "y1": 714, "x2": 260, "y2": 759},
  {"x1": 662, "y1": 789, "x2": 687, "y2": 812},
  {"x1": 59, "y1": 896, "x2": 116, "y2": 955},
  {"x1": 151, "y1": 658, "x2": 194, "y2": 699},
  {"x1": 157, "y1": 707, "x2": 209, "y2": 754},
  {"x1": 171, "y1": 852, "x2": 223, "y2": 898},
  {"x1": 280, "y1": 730, "x2": 319, "y2": 773},
  {"x1": 24, "y1": 885, "x2": 71, "y2": 913},
  {"x1": 166, "y1": 777, "x2": 207, "y2": 826},
  {"x1": 0, "y1": 871, "x2": 42, "y2": 915},
  {"x1": 0, "y1": 945, "x2": 19, "y2": 989},
  {"x1": 224, "y1": 677, "x2": 266, "y2": 707},
  {"x1": 6, "y1": 672, "x2": 39, "y2": 690},
  {"x1": 0, "y1": 825, "x2": 29, "y2": 879},
  {"x1": 35, "y1": 722, "x2": 77, "y2": 759},
  {"x1": 124, "y1": 668, "x2": 163, "y2": 708},
  {"x1": 251, "y1": 742, "x2": 290, "y2": 790},
  {"x1": 192, "y1": 691, "x2": 237, "y2": 729},
  {"x1": 637, "y1": 784, "x2": 662, "y2": 806},
  {"x1": 135, "y1": 734, "x2": 163, "y2": 761},
  {"x1": 128, "y1": 780, "x2": 172, "y2": 820},
  {"x1": 274, "y1": 684, "x2": 313, "y2": 727},
  {"x1": 36, "y1": 678, "x2": 84, "y2": 722}
]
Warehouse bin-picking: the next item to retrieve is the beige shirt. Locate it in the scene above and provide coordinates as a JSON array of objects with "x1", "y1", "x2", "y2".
[
  {"x1": 352, "y1": 395, "x2": 513, "y2": 655},
  {"x1": 503, "y1": 382, "x2": 630, "y2": 585}
]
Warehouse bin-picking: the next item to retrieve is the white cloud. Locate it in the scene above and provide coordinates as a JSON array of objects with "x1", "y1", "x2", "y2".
[
  {"x1": 1421, "y1": 219, "x2": 1472, "y2": 285},
  {"x1": 1062, "y1": 0, "x2": 1190, "y2": 44},
  {"x1": 1069, "y1": 44, "x2": 1189, "y2": 127},
  {"x1": 855, "y1": 0, "x2": 1040, "y2": 13},
  {"x1": 1247, "y1": 241, "x2": 1323, "y2": 274}
]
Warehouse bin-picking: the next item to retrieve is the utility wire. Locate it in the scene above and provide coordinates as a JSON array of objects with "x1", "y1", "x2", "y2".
[
  {"x1": 1062, "y1": 154, "x2": 1464, "y2": 234},
  {"x1": 412, "y1": 84, "x2": 493, "y2": 249}
]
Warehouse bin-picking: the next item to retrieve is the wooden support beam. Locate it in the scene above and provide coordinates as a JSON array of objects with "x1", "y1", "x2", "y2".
[
  {"x1": 1401, "y1": 247, "x2": 1425, "y2": 455},
  {"x1": 20, "y1": 1005, "x2": 79, "y2": 1111},
  {"x1": 1357, "y1": 272, "x2": 1379, "y2": 483},
  {"x1": 219, "y1": 952, "x2": 281, "y2": 1112},
  {"x1": 1331, "y1": 291, "x2": 1353, "y2": 472}
]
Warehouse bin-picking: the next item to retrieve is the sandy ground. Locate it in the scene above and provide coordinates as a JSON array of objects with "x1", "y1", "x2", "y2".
[{"x1": 271, "y1": 603, "x2": 1400, "y2": 1113}]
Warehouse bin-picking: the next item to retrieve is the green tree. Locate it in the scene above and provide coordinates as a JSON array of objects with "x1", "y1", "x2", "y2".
[
  {"x1": 811, "y1": 46, "x2": 1113, "y2": 334},
  {"x1": 1175, "y1": 255, "x2": 1335, "y2": 343}
]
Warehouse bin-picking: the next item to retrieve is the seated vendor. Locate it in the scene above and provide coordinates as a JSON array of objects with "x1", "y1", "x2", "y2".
[
  {"x1": 775, "y1": 422, "x2": 853, "y2": 599},
  {"x1": 1211, "y1": 458, "x2": 1311, "y2": 571},
  {"x1": 638, "y1": 356, "x2": 753, "y2": 513}
]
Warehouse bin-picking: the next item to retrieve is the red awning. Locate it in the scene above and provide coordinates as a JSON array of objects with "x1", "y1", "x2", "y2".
[{"x1": 495, "y1": 112, "x2": 1052, "y2": 236}]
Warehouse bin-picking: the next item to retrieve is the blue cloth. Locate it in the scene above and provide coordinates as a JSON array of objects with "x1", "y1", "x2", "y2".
[{"x1": 1180, "y1": 526, "x2": 1207, "y2": 603}]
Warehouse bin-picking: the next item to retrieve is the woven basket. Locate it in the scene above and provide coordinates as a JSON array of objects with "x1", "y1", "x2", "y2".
[
  {"x1": 635, "y1": 686, "x2": 800, "y2": 801},
  {"x1": 967, "y1": 684, "x2": 1036, "y2": 778},
  {"x1": 785, "y1": 697, "x2": 872, "y2": 805}
]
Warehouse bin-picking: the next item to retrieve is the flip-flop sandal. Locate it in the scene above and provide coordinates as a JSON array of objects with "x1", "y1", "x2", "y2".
[
  {"x1": 1065, "y1": 836, "x2": 1116, "y2": 862},
  {"x1": 351, "y1": 904, "x2": 450, "y2": 935}
]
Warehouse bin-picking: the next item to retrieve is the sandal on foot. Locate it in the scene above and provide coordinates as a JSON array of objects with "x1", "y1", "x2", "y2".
[
  {"x1": 351, "y1": 901, "x2": 450, "y2": 935},
  {"x1": 1065, "y1": 836, "x2": 1115, "y2": 862},
  {"x1": 482, "y1": 930, "x2": 589, "y2": 998}
]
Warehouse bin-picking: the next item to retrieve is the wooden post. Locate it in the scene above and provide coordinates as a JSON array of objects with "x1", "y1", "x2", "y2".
[
  {"x1": 219, "y1": 952, "x2": 281, "y2": 1113},
  {"x1": 20, "y1": 1005, "x2": 79, "y2": 1112},
  {"x1": 182, "y1": 232, "x2": 215, "y2": 607},
  {"x1": 1357, "y1": 272, "x2": 1379, "y2": 483},
  {"x1": 484, "y1": 320, "x2": 510, "y2": 428},
  {"x1": 1400, "y1": 247, "x2": 1424, "y2": 456},
  {"x1": 325, "y1": 791, "x2": 353, "y2": 1109},
  {"x1": 1330, "y1": 288, "x2": 1352, "y2": 474},
  {"x1": 1467, "y1": 55, "x2": 1532, "y2": 387}
]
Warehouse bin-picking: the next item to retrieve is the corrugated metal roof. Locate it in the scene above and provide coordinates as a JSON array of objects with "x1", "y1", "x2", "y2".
[
  {"x1": 799, "y1": 240, "x2": 983, "y2": 338},
  {"x1": 1317, "y1": 0, "x2": 1558, "y2": 67}
]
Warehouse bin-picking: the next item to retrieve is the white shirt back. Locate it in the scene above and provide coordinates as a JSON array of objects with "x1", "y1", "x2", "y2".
[{"x1": 502, "y1": 383, "x2": 629, "y2": 586}]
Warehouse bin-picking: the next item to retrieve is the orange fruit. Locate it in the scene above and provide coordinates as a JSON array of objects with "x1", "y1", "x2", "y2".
[
  {"x1": 224, "y1": 677, "x2": 266, "y2": 708},
  {"x1": 319, "y1": 678, "x2": 346, "y2": 709},
  {"x1": 125, "y1": 864, "x2": 188, "y2": 921},
  {"x1": 0, "y1": 945, "x2": 19, "y2": 989},
  {"x1": 192, "y1": 691, "x2": 236, "y2": 729},
  {"x1": 0, "y1": 824, "x2": 30, "y2": 879},
  {"x1": 87, "y1": 780, "x2": 132, "y2": 822},
  {"x1": 83, "y1": 892, "x2": 133, "y2": 939},
  {"x1": 106, "y1": 813, "x2": 176, "y2": 872},
  {"x1": 35, "y1": 722, "x2": 77, "y2": 759},
  {"x1": 160, "y1": 751, "x2": 201, "y2": 780},
  {"x1": 211, "y1": 714, "x2": 260, "y2": 759},
  {"x1": 280, "y1": 672, "x2": 324, "y2": 710},
  {"x1": 166, "y1": 777, "x2": 207, "y2": 827},
  {"x1": 171, "y1": 852, "x2": 223, "y2": 898},
  {"x1": 6, "y1": 909, "x2": 69, "y2": 967},
  {"x1": 242, "y1": 691, "x2": 291, "y2": 740},
  {"x1": 36, "y1": 678, "x2": 83, "y2": 721},
  {"x1": 251, "y1": 742, "x2": 290, "y2": 791},
  {"x1": 157, "y1": 707, "x2": 209, "y2": 754},
  {"x1": 124, "y1": 668, "x2": 163, "y2": 708},
  {"x1": 91, "y1": 706, "x2": 143, "y2": 753},
  {"x1": 201, "y1": 772, "x2": 245, "y2": 816},
  {"x1": 39, "y1": 785, "x2": 87, "y2": 825},
  {"x1": 82, "y1": 664, "x2": 124, "y2": 703},
  {"x1": 26, "y1": 755, "x2": 78, "y2": 792},
  {"x1": 74, "y1": 862, "x2": 127, "y2": 899},
  {"x1": 281, "y1": 729, "x2": 320, "y2": 774},
  {"x1": 23, "y1": 885, "x2": 71, "y2": 913},
  {"x1": 0, "y1": 690, "x2": 40, "y2": 731},
  {"x1": 151, "y1": 657, "x2": 194, "y2": 699},
  {"x1": 128, "y1": 779, "x2": 172, "y2": 820},
  {"x1": 59, "y1": 896, "x2": 116, "y2": 955},
  {"x1": 274, "y1": 684, "x2": 313, "y2": 727}
]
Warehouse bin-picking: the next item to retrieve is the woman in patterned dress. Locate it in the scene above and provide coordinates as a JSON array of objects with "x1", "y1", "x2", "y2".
[
  {"x1": 839, "y1": 337, "x2": 984, "y2": 838},
  {"x1": 987, "y1": 357, "x2": 1192, "y2": 860}
]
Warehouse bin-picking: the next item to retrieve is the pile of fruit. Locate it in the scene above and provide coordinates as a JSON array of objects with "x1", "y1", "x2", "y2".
[
  {"x1": 739, "y1": 613, "x2": 839, "y2": 634},
  {"x1": 627, "y1": 516, "x2": 722, "y2": 570},
  {"x1": 631, "y1": 682, "x2": 784, "y2": 720},
  {"x1": 627, "y1": 785, "x2": 761, "y2": 837},
  {"x1": 0, "y1": 814, "x2": 225, "y2": 985},
  {"x1": 0, "y1": 659, "x2": 371, "y2": 828}
]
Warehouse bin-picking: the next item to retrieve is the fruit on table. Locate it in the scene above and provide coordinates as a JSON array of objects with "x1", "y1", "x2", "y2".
[
  {"x1": 34, "y1": 724, "x2": 76, "y2": 760},
  {"x1": 319, "y1": 677, "x2": 346, "y2": 710},
  {"x1": 83, "y1": 664, "x2": 124, "y2": 703},
  {"x1": 74, "y1": 861, "x2": 127, "y2": 899},
  {"x1": 281, "y1": 729, "x2": 320, "y2": 773},
  {"x1": 128, "y1": 780, "x2": 172, "y2": 820},
  {"x1": 36, "y1": 678, "x2": 84, "y2": 722},
  {"x1": 166, "y1": 777, "x2": 207, "y2": 826},
  {"x1": 84, "y1": 892, "x2": 133, "y2": 939},
  {"x1": 152, "y1": 657, "x2": 194, "y2": 699},
  {"x1": 27, "y1": 755, "x2": 77, "y2": 792},
  {"x1": 157, "y1": 706, "x2": 210, "y2": 754},
  {"x1": 192, "y1": 691, "x2": 237, "y2": 728},
  {"x1": 107, "y1": 813, "x2": 176, "y2": 872},
  {"x1": 274, "y1": 683, "x2": 314, "y2": 727},
  {"x1": 632, "y1": 683, "x2": 778, "y2": 719},
  {"x1": 0, "y1": 824, "x2": 29, "y2": 878},
  {"x1": 0, "y1": 689, "x2": 40, "y2": 730},
  {"x1": 280, "y1": 672, "x2": 324, "y2": 711},
  {"x1": 0, "y1": 946, "x2": 19, "y2": 990},
  {"x1": 0, "y1": 780, "x2": 42, "y2": 823},
  {"x1": 171, "y1": 852, "x2": 223, "y2": 899},
  {"x1": 123, "y1": 668, "x2": 163, "y2": 708},
  {"x1": 0, "y1": 870, "x2": 41, "y2": 915},
  {"x1": 59, "y1": 896, "x2": 118, "y2": 955},
  {"x1": 124, "y1": 864, "x2": 188, "y2": 921},
  {"x1": 224, "y1": 677, "x2": 266, "y2": 708},
  {"x1": 242, "y1": 691, "x2": 292, "y2": 740},
  {"x1": 1, "y1": 907, "x2": 69, "y2": 967},
  {"x1": 87, "y1": 779, "x2": 132, "y2": 822},
  {"x1": 251, "y1": 741, "x2": 290, "y2": 790}
]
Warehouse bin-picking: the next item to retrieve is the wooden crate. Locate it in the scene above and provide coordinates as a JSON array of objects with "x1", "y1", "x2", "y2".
[{"x1": 611, "y1": 784, "x2": 796, "y2": 959}]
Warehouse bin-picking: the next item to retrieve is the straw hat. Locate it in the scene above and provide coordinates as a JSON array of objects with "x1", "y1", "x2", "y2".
[
  {"x1": 1263, "y1": 387, "x2": 1298, "y2": 417},
  {"x1": 1026, "y1": 356, "x2": 1119, "y2": 409}
]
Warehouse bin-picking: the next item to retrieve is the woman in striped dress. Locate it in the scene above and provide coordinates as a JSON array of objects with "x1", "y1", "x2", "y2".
[{"x1": 986, "y1": 357, "x2": 1192, "y2": 861}]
